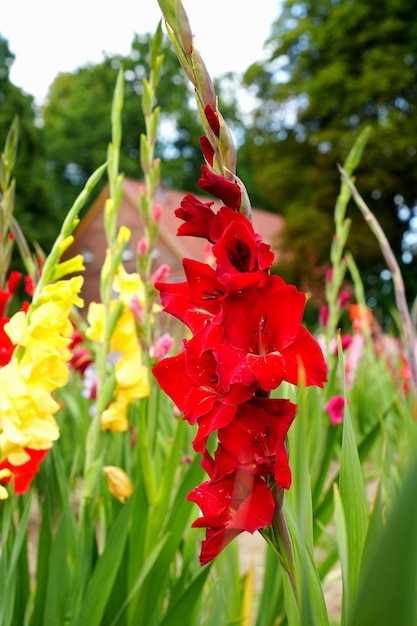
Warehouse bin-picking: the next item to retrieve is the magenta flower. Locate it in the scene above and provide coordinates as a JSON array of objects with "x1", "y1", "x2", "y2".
[{"x1": 326, "y1": 395, "x2": 345, "y2": 426}]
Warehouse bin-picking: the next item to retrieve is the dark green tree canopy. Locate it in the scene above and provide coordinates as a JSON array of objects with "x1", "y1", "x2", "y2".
[
  {"x1": 42, "y1": 33, "x2": 239, "y2": 213},
  {"x1": 242, "y1": 0, "x2": 417, "y2": 304},
  {"x1": 0, "y1": 35, "x2": 59, "y2": 254}
]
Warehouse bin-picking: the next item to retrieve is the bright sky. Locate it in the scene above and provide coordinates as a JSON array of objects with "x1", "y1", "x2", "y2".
[{"x1": 2, "y1": 0, "x2": 280, "y2": 104}]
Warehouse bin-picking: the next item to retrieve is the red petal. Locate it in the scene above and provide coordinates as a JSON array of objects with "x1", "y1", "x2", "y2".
[{"x1": 246, "y1": 352, "x2": 285, "y2": 392}]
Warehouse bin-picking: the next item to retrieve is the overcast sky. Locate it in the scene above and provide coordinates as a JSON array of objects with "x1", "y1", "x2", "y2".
[{"x1": 2, "y1": 0, "x2": 280, "y2": 104}]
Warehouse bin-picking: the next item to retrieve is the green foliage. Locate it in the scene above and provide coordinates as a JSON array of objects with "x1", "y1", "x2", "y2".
[
  {"x1": 0, "y1": 35, "x2": 60, "y2": 254},
  {"x1": 42, "y1": 33, "x2": 206, "y2": 213},
  {"x1": 242, "y1": 0, "x2": 417, "y2": 305}
]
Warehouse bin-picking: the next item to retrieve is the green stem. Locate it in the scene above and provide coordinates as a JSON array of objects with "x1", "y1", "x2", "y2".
[
  {"x1": 260, "y1": 486, "x2": 299, "y2": 609},
  {"x1": 339, "y1": 165, "x2": 417, "y2": 398}
]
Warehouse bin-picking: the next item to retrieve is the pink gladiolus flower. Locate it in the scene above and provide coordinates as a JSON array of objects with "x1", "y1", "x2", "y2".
[
  {"x1": 326, "y1": 395, "x2": 345, "y2": 426},
  {"x1": 150, "y1": 333, "x2": 174, "y2": 361}
]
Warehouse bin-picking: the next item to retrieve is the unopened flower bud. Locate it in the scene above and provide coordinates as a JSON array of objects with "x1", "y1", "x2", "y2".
[
  {"x1": 152, "y1": 203, "x2": 163, "y2": 224},
  {"x1": 137, "y1": 236, "x2": 148, "y2": 257},
  {"x1": 338, "y1": 290, "x2": 350, "y2": 308},
  {"x1": 103, "y1": 465, "x2": 133, "y2": 503},
  {"x1": 151, "y1": 264, "x2": 170, "y2": 285},
  {"x1": 204, "y1": 105, "x2": 220, "y2": 138},
  {"x1": 319, "y1": 305, "x2": 328, "y2": 327}
]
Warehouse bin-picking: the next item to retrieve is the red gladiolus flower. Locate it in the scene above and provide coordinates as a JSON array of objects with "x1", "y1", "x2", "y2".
[
  {"x1": 152, "y1": 348, "x2": 256, "y2": 451},
  {"x1": 175, "y1": 193, "x2": 216, "y2": 239},
  {"x1": 156, "y1": 259, "x2": 226, "y2": 347},
  {"x1": 70, "y1": 347, "x2": 94, "y2": 374},
  {"x1": 213, "y1": 276, "x2": 327, "y2": 392},
  {"x1": 0, "y1": 448, "x2": 48, "y2": 494},
  {"x1": 0, "y1": 318, "x2": 15, "y2": 366},
  {"x1": 198, "y1": 165, "x2": 241, "y2": 210},
  {"x1": 213, "y1": 397, "x2": 296, "y2": 489},
  {"x1": 68, "y1": 325, "x2": 94, "y2": 374},
  {"x1": 212, "y1": 209, "x2": 274, "y2": 290},
  {"x1": 187, "y1": 467, "x2": 275, "y2": 565}
]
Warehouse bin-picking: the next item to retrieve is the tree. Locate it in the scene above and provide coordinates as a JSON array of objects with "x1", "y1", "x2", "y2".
[
  {"x1": 242, "y1": 0, "x2": 417, "y2": 307},
  {"x1": 0, "y1": 35, "x2": 59, "y2": 254},
  {"x1": 42, "y1": 32, "x2": 244, "y2": 214}
]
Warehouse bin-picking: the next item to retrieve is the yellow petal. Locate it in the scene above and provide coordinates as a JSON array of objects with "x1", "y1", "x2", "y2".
[
  {"x1": 86, "y1": 302, "x2": 106, "y2": 342},
  {"x1": 101, "y1": 401, "x2": 129, "y2": 432},
  {"x1": 4, "y1": 311, "x2": 29, "y2": 346},
  {"x1": 103, "y1": 465, "x2": 133, "y2": 503}
]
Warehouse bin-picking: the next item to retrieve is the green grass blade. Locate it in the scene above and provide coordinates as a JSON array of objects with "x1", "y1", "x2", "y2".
[
  {"x1": 338, "y1": 337, "x2": 368, "y2": 622},
  {"x1": 333, "y1": 484, "x2": 349, "y2": 626},
  {"x1": 43, "y1": 504, "x2": 77, "y2": 626},
  {"x1": 32, "y1": 500, "x2": 53, "y2": 626},
  {"x1": 350, "y1": 458, "x2": 417, "y2": 626},
  {"x1": 75, "y1": 498, "x2": 132, "y2": 626},
  {"x1": 0, "y1": 494, "x2": 31, "y2": 626},
  {"x1": 159, "y1": 565, "x2": 212, "y2": 626},
  {"x1": 109, "y1": 534, "x2": 169, "y2": 626}
]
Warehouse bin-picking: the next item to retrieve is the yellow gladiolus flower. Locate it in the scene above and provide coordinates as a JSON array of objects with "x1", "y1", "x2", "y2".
[
  {"x1": 101, "y1": 400, "x2": 129, "y2": 432},
  {"x1": 39, "y1": 276, "x2": 84, "y2": 310},
  {"x1": 54, "y1": 255, "x2": 85, "y2": 281},
  {"x1": 0, "y1": 275, "x2": 84, "y2": 466},
  {"x1": 85, "y1": 302, "x2": 106, "y2": 343},
  {"x1": 113, "y1": 264, "x2": 145, "y2": 308},
  {"x1": 103, "y1": 465, "x2": 133, "y2": 503},
  {"x1": 111, "y1": 309, "x2": 139, "y2": 352},
  {"x1": 115, "y1": 349, "x2": 150, "y2": 401}
]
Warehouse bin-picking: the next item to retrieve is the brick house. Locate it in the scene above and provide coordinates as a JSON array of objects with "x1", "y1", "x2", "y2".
[{"x1": 64, "y1": 177, "x2": 284, "y2": 307}]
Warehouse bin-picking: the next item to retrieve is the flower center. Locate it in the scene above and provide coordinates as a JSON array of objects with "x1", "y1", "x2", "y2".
[{"x1": 256, "y1": 316, "x2": 269, "y2": 356}]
